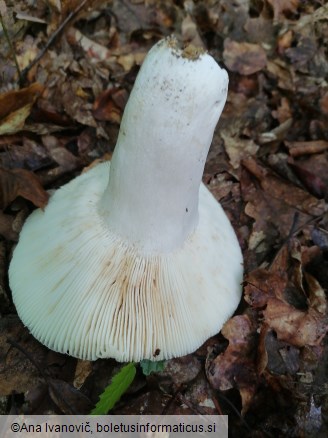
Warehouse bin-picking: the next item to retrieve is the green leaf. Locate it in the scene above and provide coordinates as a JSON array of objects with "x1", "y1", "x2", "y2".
[
  {"x1": 140, "y1": 359, "x2": 165, "y2": 376},
  {"x1": 91, "y1": 362, "x2": 136, "y2": 415}
]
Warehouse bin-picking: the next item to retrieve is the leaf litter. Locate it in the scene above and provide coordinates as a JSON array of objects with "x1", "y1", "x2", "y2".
[{"x1": 0, "y1": 1, "x2": 328, "y2": 435}]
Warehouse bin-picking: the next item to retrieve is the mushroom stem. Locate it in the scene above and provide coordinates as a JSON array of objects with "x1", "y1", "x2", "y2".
[{"x1": 101, "y1": 38, "x2": 228, "y2": 253}]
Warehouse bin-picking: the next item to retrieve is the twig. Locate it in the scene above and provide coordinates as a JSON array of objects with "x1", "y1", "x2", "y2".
[{"x1": 21, "y1": 0, "x2": 89, "y2": 84}]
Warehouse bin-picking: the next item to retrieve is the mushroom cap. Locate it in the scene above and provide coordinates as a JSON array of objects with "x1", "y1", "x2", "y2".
[{"x1": 9, "y1": 162, "x2": 243, "y2": 361}]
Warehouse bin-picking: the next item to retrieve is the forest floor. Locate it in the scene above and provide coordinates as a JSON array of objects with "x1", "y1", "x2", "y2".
[{"x1": 1, "y1": 1, "x2": 328, "y2": 436}]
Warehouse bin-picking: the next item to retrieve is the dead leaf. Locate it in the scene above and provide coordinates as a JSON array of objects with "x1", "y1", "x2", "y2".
[
  {"x1": 263, "y1": 297, "x2": 328, "y2": 347},
  {"x1": 160, "y1": 355, "x2": 201, "y2": 386},
  {"x1": 245, "y1": 269, "x2": 287, "y2": 308},
  {"x1": 206, "y1": 315, "x2": 258, "y2": 415},
  {"x1": 73, "y1": 360, "x2": 93, "y2": 389},
  {"x1": 243, "y1": 157, "x2": 325, "y2": 216},
  {"x1": 287, "y1": 153, "x2": 328, "y2": 199},
  {"x1": 266, "y1": 0, "x2": 300, "y2": 22},
  {"x1": 277, "y1": 30, "x2": 293, "y2": 54},
  {"x1": 261, "y1": 328, "x2": 300, "y2": 375},
  {"x1": 257, "y1": 324, "x2": 270, "y2": 374},
  {"x1": 48, "y1": 379, "x2": 93, "y2": 414},
  {"x1": 0, "y1": 167, "x2": 49, "y2": 209},
  {"x1": 285, "y1": 36, "x2": 316, "y2": 66},
  {"x1": 0, "y1": 316, "x2": 47, "y2": 396},
  {"x1": 0, "y1": 83, "x2": 44, "y2": 135},
  {"x1": 42, "y1": 135, "x2": 80, "y2": 174},
  {"x1": 223, "y1": 39, "x2": 267, "y2": 75},
  {"x1": 93, "y1": 88, "x2": 128, "y2": 123},
  {"x1": 222, "y1": 132, "x2": 259, "y2": 169},
  {"x1": 66, "y1": 27, "x2": 115, "y2": 64},
  {"x1": 305, "y1": 272, "x2": 327, "y2": 315},
  {"x1": 181, "y1": 15, "x2": 204, "y2": 48},
  {"x1": 272, "y1": 97, "x2": 292, "y2": 123},
  {"x1": 16, "y1": 35, "x2": 40, "y2": 71},
  {"x1": 244, "y1": 15, "x2": 275, "y2": 46}
]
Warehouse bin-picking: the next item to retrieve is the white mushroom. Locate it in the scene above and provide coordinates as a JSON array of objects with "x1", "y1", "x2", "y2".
[{"x1": 9, "y1": 37, "x2": 243, "y2": 362}]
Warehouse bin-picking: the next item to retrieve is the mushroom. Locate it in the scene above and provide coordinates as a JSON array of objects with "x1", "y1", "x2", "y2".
[{"x1": 9, "y1": 37, "x2": 243, "y2": 362}]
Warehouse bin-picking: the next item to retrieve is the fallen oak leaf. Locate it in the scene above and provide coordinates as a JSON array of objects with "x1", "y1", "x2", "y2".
[
  {"x1": 0, "y1": 168, "x2": 49, "y2": 209},
  {"x1": 0, "y1": 83, "x2": 44, "y2": 135}
]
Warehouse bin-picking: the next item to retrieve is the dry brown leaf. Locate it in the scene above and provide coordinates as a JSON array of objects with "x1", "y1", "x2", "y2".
[
  {"x1": 244, "y1": 16, "x2": 275, "y2": 46},
  {"x1": 266, "y1": 60, "x2": 294, "y2": 91},
  {"x1": 16, "y1": 35, "x2": 40, "y2": 71},
  {"x1": 260, "y1": 327, "x2": 300, "y2": 375},
  {"x1": 285, "y1": 36, "x2": 317, "y2": 67},
  {"x1": 272, "y1": 97, "x2": 292, "y2": 123},
  {"x1": 243, "y1": 157, "x2": 325, "y2": 216},
  {"x1": 42, "y1": 135, "x2": 80, "y2": 173},
  {"x1": 305, "y1": 272, "x2": 327, "y2": 315},
  {"x1": 263, "y1": 298, "x2": 328, "y2": 347},
  {"x1": 48, "y1": 379, "x2": 93, "y2": 414},
  {"x1": 245, "y1": 269, "x2": 287, "y2": 308},
  {"x1": 181, "y1": 14, "x2": 204, "y2": 48},
  {"x1": 266, "y1": 0, "x2": 300, "y2": 22},
  {"x1": 206, "y1": 315, "x2": 258, "y2": 415},
  {"x1": 66, "y1": 27, "x2": 114, "y2": 64},
  {"x1": 277, "y1": 30, "x2": 293, "y2": 54},
  {"x1": 0, "y1": 83, "x2": 44, "y2": 135},
  {"x1": 0, "y1": 316, "x2": 47, "y2": 396},
  {"x1": 160, "y1": 355, "x2": 201, "y2": 386},
  {"x1": 223, "y1": 39, "x2": 267, "y2": 75},
  {"x1": 0, "y1": 168, "x2": 49, "y2": 209},
  {"x1": 93, "y1": 88, "x2": 128, "y2": 124},
  {"x1": 73, "y1": 360, "x2": 93, "y2": 389},
  {"x1": 287, "y1": 152, "x2": 328, "y2": 199},
  {"x1": 222, "y1": 132, "x2": 259, "y2": 169}
]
